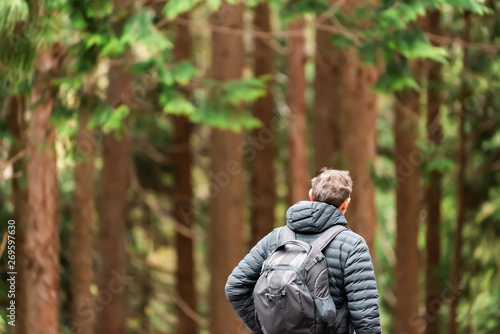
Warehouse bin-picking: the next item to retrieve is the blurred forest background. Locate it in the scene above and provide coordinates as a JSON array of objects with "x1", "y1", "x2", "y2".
[{"x1": 0, "y1": 0, "x2": 499, "y2": 333}]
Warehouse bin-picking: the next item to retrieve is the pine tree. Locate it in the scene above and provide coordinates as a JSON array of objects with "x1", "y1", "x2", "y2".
[
  {"x1": 96, "y1": 2, "x2": 133, "y2": 333},
  {"x1": 208, "y1": 2, "x2": 246, "y2": 333},
  {"x1": 70, "y1": 102, "x2": 96, "y2": 334},
  {"x1": 173, "y1": 12, "x2": 197, "y2": 334},
  {"x1": 313, "y1": 18, "x2": 343, "y2": 172},
  {"x1": 251, "y1": 2, "x2": 277, "y2": 245},
  {"x1": 424, "y1": 10, "x2": 443, "y2": 334},
  {"x1": 25, "y1": 47, "x2": 60, "y2": 334},
  {"x1": 448, "y1": 12, "x2": 472, "y2": 334},
  {"x1": 288, "y1": 16, "x2": 309, "y2": 204},
  {"x1": 394, "y1": 73, "x2": 422, "y2": 334}
]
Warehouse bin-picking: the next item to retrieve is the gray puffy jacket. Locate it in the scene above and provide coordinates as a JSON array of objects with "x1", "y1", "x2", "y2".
[{"x1": 225, "y1": 201, "x2": 382, "y2": 334}]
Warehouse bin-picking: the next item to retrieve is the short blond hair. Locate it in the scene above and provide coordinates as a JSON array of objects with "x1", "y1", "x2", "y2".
[{"x1": 311, "y1": 168, "x2": 353, "y2": 208}]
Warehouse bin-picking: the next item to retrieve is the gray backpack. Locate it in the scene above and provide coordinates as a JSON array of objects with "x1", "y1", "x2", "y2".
[{"x1": 254, "y1": 225, "x2": 348, "y2": 334}]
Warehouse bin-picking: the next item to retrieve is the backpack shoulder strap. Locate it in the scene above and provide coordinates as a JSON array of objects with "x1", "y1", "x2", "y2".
[
  {"x1": 311, "y1": 224, "x2": 348, "y2": 251},
  {"x1": 268, "y1": 228, "x2": 281, "y2": 254},
  {"x1": 268, "y1": 226, "x2": 295, "y2": 253},
  {"x1": 281, "y1": 226, "x2": 295, "y2": 243}
]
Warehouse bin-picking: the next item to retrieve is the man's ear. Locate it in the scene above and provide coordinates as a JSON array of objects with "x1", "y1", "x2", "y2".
[
  {"x1": 309, "y1": 189, "x2": 313, "y2": 201},
  {"x1": 340, "y1": 197, "x2": 351, "y2": 213}
]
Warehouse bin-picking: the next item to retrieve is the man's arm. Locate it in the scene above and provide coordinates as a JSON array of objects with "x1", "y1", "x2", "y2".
[
  {"x1": 225, "y1": 231, "x2": 273, "y2": 334},
  {"x1": 344, "y1": 237, "x2": 382, "y2": 334}
]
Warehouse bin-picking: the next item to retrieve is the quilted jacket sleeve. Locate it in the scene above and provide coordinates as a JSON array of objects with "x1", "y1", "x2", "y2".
[
  {"x1": 343, "y1": 237, "x2": 382, "y2": 334},
  {"x1": 225, "y1": 232, "x2": 272, "y2": 334}
]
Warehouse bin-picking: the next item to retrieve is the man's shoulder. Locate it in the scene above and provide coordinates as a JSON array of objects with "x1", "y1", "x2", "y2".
[
  {"x1": 328, "y1": 227, "x2": 369, "y2": 255},
  {"x1": 337, "y1": 227, "x2": 366, "y2": 245}
]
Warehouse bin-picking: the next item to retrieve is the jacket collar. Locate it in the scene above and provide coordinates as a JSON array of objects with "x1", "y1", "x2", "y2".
[{"x1": 285, "y1": 201, "x2": 347, "y2": 234}]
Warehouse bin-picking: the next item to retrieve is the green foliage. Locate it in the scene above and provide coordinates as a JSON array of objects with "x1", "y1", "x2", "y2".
[
  {"x1": 191, "y1": 103, "x2": 262, "y2": 132},
  {"x1": 156, "y1": 60, "x2": 197, "y2": 86},
  {"x1": 219, "y1": 76, "x2": 270, "y2": 104},
  {"x1": 171, "y1": 61, "x2": 197, "y2": 85},
  {"x1": 373, "y1": 58, "x2": 420, "y2": 92},
  {"x1": 332, "y1": 0, "x2": 491, "y2": 92},
  {"x1": 163, "y1": 0, "x2": 241, "y2": 19},
  {"x1": 88, "y1": 104, "x2": 130, "y2": 134},
  {"x1": 96, "y1": 10, "x2": 172, "y2": 57},
  {"x1": 163, "y1": 0, "x2": 200, "y2": 19},
  {"x1": 0, "y1": 0, "x2": 29, "y2": 33},
  {"x1": 121, "y1": 11, "x2": 172, "y2": 54},
  {"x1": 189, "y1": 77, "x2": 268, "y2": 131},
  {"x1": 160, "y1": 90, "x2": 197, "y2": 116},
  {"x1": 389, "y1": 30, "x2": 448, "y2": 62}
]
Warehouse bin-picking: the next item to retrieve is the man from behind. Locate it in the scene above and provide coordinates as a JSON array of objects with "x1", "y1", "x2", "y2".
[{"x1": 225, "y1": 168, "x2": 382, "y2": 334}]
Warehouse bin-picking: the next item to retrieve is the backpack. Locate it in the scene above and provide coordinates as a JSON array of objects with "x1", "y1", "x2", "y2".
[{"x1": 254, "y1": 225, "x2": 348, "y2": 334}]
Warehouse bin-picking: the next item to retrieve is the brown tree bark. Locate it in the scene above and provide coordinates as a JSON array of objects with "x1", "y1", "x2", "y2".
[
  {"x1": 95, "y1": 0, "x2": 132, "y2": 332},
  {"x1": 70, "y1": 103, "x2": 96, "y2": 334},
  {"x1": 96, "y1": 61, "x2": 132, "y2": 334},
  {"x1": 173, "y1": 12, "x2": 197, "y2": 334},
  {"x1": 448, "y1": 12, "x2": 471, "y2": 334},
  {"x1": 314, "y1": 1, "x2": 378, "y2": 255},
  {"x1": 250, "y1": 2, "x2": 276, "y2": 245},
  {"x1": 338, "y1": 0, "x2": 378, "y2": 256},
  {"x1": 424, "y1": 10, "x2": 443, "y2": 334},
  {"x1": 288, "y1": 17, "x2": 309, "y2": 204},
  {"x1": 340, "y1": 51, "x2": 378, "y2": 256},
  {"x1": 393, "y1": 72, "x2": 422, "y2": 334},
  {"x1": 25, "y1": 48, "x2": 60, "y2": 334},
  {"x1": 208, "y1": 2, "x2": 246, "y2": 334},
  {"x1": 6, "y1": 96, "x2": 29, "y2": 334},
  {"x1": 313, "y1": 20, "x2": 343, "y2": 172}
]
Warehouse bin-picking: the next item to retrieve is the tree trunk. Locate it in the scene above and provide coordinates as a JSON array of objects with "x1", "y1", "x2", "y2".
[
  {"x1": 173, "y1": 12, "x2": 197, "y2": 334},
  {"x1": 96, "y1": 61, "x2": 132, "y2": 334},
  {"x1": 448, "y1": 12, "x2": 471, "y2": 334},
  {"x1": 393, "y1": 77, "x2": 422, "y2": 333},
  {"x1": 209, "y1": 3, "x2": 246, "y2": 334},
  {"x1": 313, "y1": 20, "x2": 343, "y2": 172},
  {"x1": 424, "y1": 10, "x2": 443, "y2": 334},
  {"x1": 288, "y1": 17, "x2": 309, "y2": 204},
  {"x1": 25, "y1": 48, "x2": 60, "y2": 334},
  {"x1": 70, "y1": 103, "x2": 96, "y2": 334},
  {"x1": 314, "y1": 2, "x2": 378, "y2": 255},
  {"x1": 251, "y1": 2, "x2": 276, "y2": 245},
  {"x1": 95, "y1": 0, "x2": 133, "y2": 331},
  {"x1": 340, "y1": 49, "x2": 378, "y2": 257},
  {"x1": 7, "y1": 96, "x2": 29, "y2": 334}
]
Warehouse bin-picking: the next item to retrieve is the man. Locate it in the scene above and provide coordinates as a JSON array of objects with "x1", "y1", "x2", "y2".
[{"x1": 225, "y1": 168, "x2": 381, "y2": 334}]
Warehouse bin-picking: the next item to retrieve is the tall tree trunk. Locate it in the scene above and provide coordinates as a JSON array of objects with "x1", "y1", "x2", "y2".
[
  {"x1": 393, "y1": 69, "x2": 422, "y2": 334},
  {"x1": 209, "y1": 3, "x2": 246, "y2": 333},
  {"x1": 313, "y1": 20, "x2": 343, "y2": 172},
  {"x1": 337, "y1": 0, "x2": 378, "y2": 256},
  {"x1": 448, "y1": 12, "x2": 471, "y2": 334},
  {"x1": 96, "y1": 63, "x2": 131, "y2": 334},
  {"x1": 340, "y1": 48, "x2": 378, "y2": 257},
  {"x1": 314, "y1": 1, "x2": 378, "y2": 255},
  {"x1": 424, "y1": 10, "x2": 443, "y2": 334},
  {"x1": 25, "y1": 48, "x2": 60, "y2": 334},
  {"x1": 173, "y1": 12, "x2": 197, "y2": 334},
  {"x1": 288, "y1": 17, "x2": 309, "y2": 204},
  {"x1": 96, "y1": 0, "x2": 132, "y2": 332},
  {"x1": 7, "y1": 96, "x2": 29, "y2": 334},
  {"x1": 251, "y1": 2, "x2": 276, "y2": 245},
  {"x1": 70, "y1": 102, "x2": 96, "y2": 334}
]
